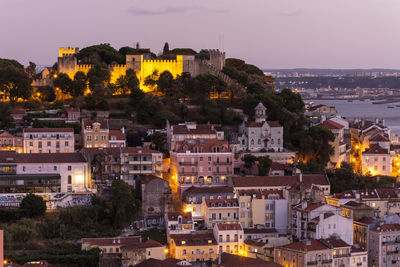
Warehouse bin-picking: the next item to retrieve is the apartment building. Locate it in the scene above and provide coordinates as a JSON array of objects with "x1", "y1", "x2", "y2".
[
  {"x1": 169, "y1": 232, "x2": 218, "y2": 262},
  {"x1": 166, "y1": 212, "x2": 194, "y2": 241},
  {"x1": 0, "y1": 131, "x2": 23, "y2": 153},
  {"x1": 368, "y1": 224, "x2": 400, "y2": 267},
  {"x1": 237, "y1": 189, "x2": 288, "y2": 231},
  {"x1": 23, "y1": 128, "x2": 74, "y2": 153},
  {"x1": 362, "y1": 144, "x2": 392, "y2": 176},
  {"x1": 182, "y1": 186, "x2": 234, "y2": 221},
  {"x1": 170, "y1": 139, "x2": 233, "y2": 193},
  {"x1": 82, "y1": 119, "x2": 109, "y2": 148},
  {"x1": 354, "y1": 217, "x2": 378, "y2": 251},
  {"x1": 213, "y1": 223, "x2": 244, "y2": 255},
  {"x1": 0, "y1": 151, "x2": 91, "y2": 193},
  {"x1": 201, "y1": 198, "x2": 239, "y2": 228},
  {"x1": 109, "y1": 129, "x2": 126, "y2": 148}
]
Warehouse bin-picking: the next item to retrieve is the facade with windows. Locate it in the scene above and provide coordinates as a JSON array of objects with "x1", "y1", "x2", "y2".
[
  {"x1": 23, "y1": 128, "x2": 74, "y2": 153},
  {"x1": 362, "y1": 144, "x2": 392, "y2": 176},
  {"x1": 0, "y1": 151, "x2": 90, "y2": 193},
  {"x1": 0, "y1": 131, "x2": 23, "y2": 153},
  {"x1": 213, "y1": 223, "x2": 244, "y2": 255},
  {"x1": 170, "y1": 139, "x2": 233, "y2": 193},
  {"x1": 82, "y1": 119, "x2": 109, "y2": 148},
  {"x1": 368, "y1": 224, "x2": 400, "y2": 267},
  {"x1": 201, "y1": 198, "x2": 239, "y2": 228}
]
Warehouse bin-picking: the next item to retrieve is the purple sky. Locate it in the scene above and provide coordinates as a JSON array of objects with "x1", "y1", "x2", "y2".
[{"x1": 1, "y1": 0, "x2": 400, "y2": 69}]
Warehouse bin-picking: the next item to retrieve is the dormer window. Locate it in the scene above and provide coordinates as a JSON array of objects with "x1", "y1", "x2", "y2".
[{"x1": 218, "y1": 203, "x2": 222, "y2": 207}]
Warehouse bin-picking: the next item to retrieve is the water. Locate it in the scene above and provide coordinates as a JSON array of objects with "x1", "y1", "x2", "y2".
[{"x1": 311, "y1": 99, "x2": 400, "y2": 135}]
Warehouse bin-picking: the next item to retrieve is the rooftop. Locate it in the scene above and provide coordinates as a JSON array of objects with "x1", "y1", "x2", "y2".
[
  {"x1": 371, "y1": 224, "x2": 400, "y2": 233},
  {"x1": 232, "y1": 174, "x2": 329, "y2": 188},
  {"x1": 173, "y1": 139, "x2": 229, "y2": 153},
  {"x1": 173, "y1": 124, "x2": 215, "y2": 135},
  {"x1": 219, "y1": 252, "x2": 282, "y2": 267},
  {"x1": 0, "y1": 151, "x2": 87, "y2": 164},
  {"x1": 183, "y1": 186, "x2": 233, "y2": 195},
  {"x1": 363, "y1": 144, "x2": 389, "y2": 155},
  {"x1": 280, "y1": 239, "x2": 328, "y2": 252},
  {"x1": 167, "y1": 212, "x2": 192, "y2": 223},
  {"x1": 217, "y1": 223, "x2": 242, "y2": 231},
  {"x1": 170, "y1": 232, "x2": 216, "y2": 246},
  {"x1": 316, "y1": 120, "x2": 344, "y2": 130},
  {"x1": 23, "y1": 128, "x2": 74, "y2": 133}
]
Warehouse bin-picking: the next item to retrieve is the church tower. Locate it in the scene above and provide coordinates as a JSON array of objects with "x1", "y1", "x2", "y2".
[{"x1": 254, "y1": 102, "x2": 267, "y2": 123}]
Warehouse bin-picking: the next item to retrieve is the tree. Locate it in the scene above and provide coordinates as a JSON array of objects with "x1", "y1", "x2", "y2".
[
  {"x1": 0, "y1": 58, "x2": 23, "y2": 69},
  {"x1": 78, "y1": 44, "x2": 124, "y2": 64},
  {"x1": 144, "y1": 70, "x2": 159, "y2": 92},
  {"x1": 20, "y1": 193, "x2": 46, "y2": 218},
  {"x1": 107, "y1": 180, "x2": 138, "y2": 228},
  {"x1": 163, "y1": 42, "x2": 170, "y2": 55},
  {"x1": 37, "y1": 86, "x2": 56, "y2": 102},
  {"x1": 87, "y1": 63, "x2": 111, "y2": 89},
  {"x1": 242, "y1": 154, "x2": 257, "y2": 171},
  {"x1": 25, "y1": 61, "x2": 37, "y2": 79},
  {"x1": 115, "y1": 69, "x2": 139, "y2": 95},
  {"x1": 148, "y1": 132, "x2": 167, "y2": 152},
  {"x1": 71, "y1": 71, "x2": 87, "y2": 97},
  {"x1": 257, "y1": 156, "x2": 272, "y2": 176},
  {"x1": 53, "y1": 73, "x2": 72, "y2": 95},
  {"x1": 0, "y1": 102, "x2": 14, "y2": 128},
  {"x1": 0, "y1": 66, "x2": 32, "y2": 103},
  {"x1": 157, "y1": 71, "x2": 174, "y2": 95}
]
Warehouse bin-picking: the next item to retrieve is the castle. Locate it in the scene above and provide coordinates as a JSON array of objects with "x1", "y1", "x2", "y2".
[{"x1": 57, "y1": 47, "x2": 227, "y2": 92}]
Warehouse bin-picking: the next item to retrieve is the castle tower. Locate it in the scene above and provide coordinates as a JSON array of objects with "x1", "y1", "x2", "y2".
[
  {"x1": 57, "y1": 47, "x2": 79, "y2": 78},
  {"x1": 255, "y1": 102, "x2": 267, "y2": 123}
]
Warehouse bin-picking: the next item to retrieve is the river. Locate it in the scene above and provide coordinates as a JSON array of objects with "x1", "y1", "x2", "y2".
[{"x1": 311, "y1": 99, "x2": 400, "y2": 135}]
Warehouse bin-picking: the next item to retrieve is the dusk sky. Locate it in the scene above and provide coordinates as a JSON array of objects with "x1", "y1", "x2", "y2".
[{"x1": 1, "y1": 0, "x2": 400, "y2": 69}]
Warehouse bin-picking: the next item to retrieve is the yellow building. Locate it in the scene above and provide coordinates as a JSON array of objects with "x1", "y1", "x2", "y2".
[
  {"x1": 169, "y1": 232, "x2": 218, "y2": 262},
  {"x1": 82, "y1": 119, "x2": 109, "y2": 148},
  {"x1": 201, "y1": 198, "x2": 239, "y2": 228}
]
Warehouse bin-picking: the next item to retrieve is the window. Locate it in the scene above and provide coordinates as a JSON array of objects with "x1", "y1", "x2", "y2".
[
  {"x1": 65, "y1": 141, "x2": 69, "y2": 147},
  {"x1": 47, "y1": 141, "x2": 51, "y2": 146},
  {"x1": 183, "y1": 249, "x2": 186, "y2": 255},
  {"x1": 208, "y1": 157, "x2": 211, "y2": 162},
  {"x1": 109, "y1": 248, "x2": 113, "y2": 253},
  {"x1": 251, "y1": 139, "x2": 254, "y2": 145},
  {"x1": 200, "y1": 157, "x2": 203, "y2": 161},
  {"x1": 68, "y1": 166, "x2": 72, "y2": 171},
  {"x1": 23, "y1": 166, "x2": 26, "y2": 172},
  {"x1": 87, "y1": 135, "x2": 92, "y2": 141},
  {"x1": 54, "y1": 166, "x2": 57, "y2": 171},
  {"x1": 68, "y1": 175, "x2": 72, "y2": 184},
  {"x1": 148, "y1": 251, "x2": 151, "y2": 256}
]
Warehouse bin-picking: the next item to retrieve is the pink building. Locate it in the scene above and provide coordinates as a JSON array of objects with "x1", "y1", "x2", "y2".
[{"x1": 170, "y1": 139, "x2": 233, "y2": 193}]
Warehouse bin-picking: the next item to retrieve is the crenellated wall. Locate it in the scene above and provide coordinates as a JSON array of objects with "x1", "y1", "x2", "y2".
[{"x1": 109, "y1": 64, "x2": 127, "y2": 84}]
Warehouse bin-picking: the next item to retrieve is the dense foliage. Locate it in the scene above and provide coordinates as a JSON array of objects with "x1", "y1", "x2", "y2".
[
  {"x1": 0, "y1": 65, "x2": 32, "y2": 103},
  {"x1": 78, "y1": 44, "x2": 125, "y2": 65},
  {"x1": 20, "y1": 193, "x2": 47, "y2": 218}
]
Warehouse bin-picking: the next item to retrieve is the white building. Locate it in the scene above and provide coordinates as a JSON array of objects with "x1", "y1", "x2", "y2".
[
  {"x1": 23, "y1": 128, "x2": 75, "y2": 153},
  {"x1": 368, "y1": 224, "x2": 400, "y2": 267},
  {"x1": 109, "y1": 129, "x2": 126, "y2": 148},
  {"x1": 362, "y1": 144, "x2": 392, "y2": 176},
  {"x1": 237, "y1": 103, "x2": 283, "y2": 152},
  {"x1": 166, "y1": 212, "x2": 194, "y2": 241},
  {"x1": 0, "y1": 151, "x2": 91, "y2": 193},
  {"x1": 213, "y1": 223, "x2": 244, "y2": 255}
]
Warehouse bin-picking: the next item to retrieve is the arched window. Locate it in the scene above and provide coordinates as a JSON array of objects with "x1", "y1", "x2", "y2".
[{"x1": 251, "y1": 139, "x2": 254, "y2": 145}]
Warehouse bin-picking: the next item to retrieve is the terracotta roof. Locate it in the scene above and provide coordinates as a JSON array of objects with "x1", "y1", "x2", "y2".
[
  {"x1": 369, "y1": 134, "x2": 390, "y2": 142},
  {"x1": 123, "y1": 239, "x2": 164, "y2": 249},
  {"x1": 342, "y1": 201, "x2": 363, "y2": 207},
  {"x1": 82, "y1": 119, "x2": 109, "y2": 130},
  {"x1": 132, "y1": 258, "x2": 181, "y2": 267},
  {"x1": 232, "y1": 174, "x2": 329, "y2": 188},
  {"x1": 220, "y1": 252, "x2": 282, "y2": 267},
  {"x1": 167, "y1": 212, "x2": 192, "y2": 223},
  {"x1": 270, "y1": 162, "x2": 293, "y2": 172},
  {"x1": 316, "y1": 120, "x2": 344, "y2": 130},
  {"x1": 280, "y1": 240, "x2": 329, "y2": 252},
  {"x1": 82, "y1": 236, "x2": 141, "y2": 247},
  {"x1": 217, "y1": 223, "x2": 242, "y2": 231},
  {"x1": 183, "y1": 186, "x2": 234, "y2": 195},
  {"x1": 323, "y1": 238, "x2": 350, "y2": 248},
  {"x1": 324, "y1": 212, "x2": 335, "y2": 219},
  {"x1": 333, "y1": 190, "x2": 355, "y2": 199},
  {"x1": 244, "y1": 228, "x2": 278, "y2": 234},
  {"x1": 244, "y1": 239, "x2": 267, "y2": 247},
  {"x1": 356, "y1": 217, "x2": 377, "y2": 225},
  {"x1": 293, "y1": 201, "x2": 325, "y2": 213},
  {"x1": 376, "y1": 188, "x2": 399, "y2": 199},
  {"x1": 237, "y1": 189, "x2": 283, "y2": 199},
  {"x1": 351, "y1": 246, "x2": 366, "y2": 253},
  {"x1": 371, "y1": 224, "x2": 400, "y2": 233},
  {"x1": 205, "y1": 198, "x2": 238, "y2": 207},
  {"x1": 23, "y1": 128, "x2": 74, "y2": 133},
  {"x1": 363, "y1": 144, "x2": 389, "y2": 155},
  {"x1": 170, "y1": 233, "x2": 217, "y2": 246},
  {"x1": 0, "y1": 131, "x2": 14, "y2": 138},
  {"x1": 109, "y1": 130, "x2": 125, "y2": 140},
  {"x1": 173, "y1": 139, "x2": 230, "y2": 153},
  {"x1": 172, "y1": 124, "x2": 215, "y2": 135},
  {"x1": 0, "y1": 151, "x2": 87, "y2": 163},
  {"x1": 245, "y1": 122, "x2": 264, "y2": 128},
  {"x1": 267, "y1": 121, "x2": 282, "y2": 127}
]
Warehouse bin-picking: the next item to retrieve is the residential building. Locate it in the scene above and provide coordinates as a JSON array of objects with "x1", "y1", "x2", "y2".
[
  {"x1": 368, "y1": 224, "x2": 400, "y2": 267},
  {"x1": 0, "y1": 151, "x2": 91, "y2": 193},
  {"x1": 213, "y1": 223, "x2": 244, "y2": 255},
  {"x1": 109, "y1": 129, "x2": 126, "y2": 148},
  {"x1": 316, "y1": 119, "x2": 347, "y2": 168},
  {"x1": 0, "y1": 131, "x2": 23, "y2": 153},
  {"x1": 140, "y1": 175, "x2": 172, "y2": 227},
  {"x1": 170, "y1": 139, "x2": 233, "y2": 193},
  {"x1": 350, "y1": 247, "x2": 368, "y2": 267},
  {"x1": 167, "y1": 121, "x2": 224, "y2": 151},
  {"x1": 341, "y1": 201, "x2": 375, "y2": 221},
  {"x1": 237, "y1": 189, "x2": 288, "y2": 231},
  {"x1": 201, "y1": 198, "x2": 239, "y2": 228},
  {"x1": 237, "y1": 103, "x2": 284, "y2": 152},
  {"x1": 166, "y1": 212, "x2": 194, "y2": 241},
  {"x1": 82, "y1": 119, "x2": 109, "y2": 148},
  {"x1": 353, "y1": 217, "x2": 378, "y2": 250},
  {"x1": 169, "y1": 232, "x2": 218, "y2": 262},
  {"x1": 82, "y1": 236, "x2": 141, "y2": 254},
  {"x1": 362, "y1": 144, "x2": 392, "y2": 176},
  {"x1": 66, "y1": 107, "x2": 80, "y2": 122},
  {"x1": 182, "y1": 186, "x2": 234, "y2": 222},
  {"x1": 23, "y1": 128, "x2": 74, "y2": 153}
]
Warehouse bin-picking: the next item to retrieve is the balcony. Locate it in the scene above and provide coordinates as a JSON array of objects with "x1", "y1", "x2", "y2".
[
  {"x1": 322, "y1": 259, "x2": 332, "y2": 263},
  {"x1": 213, "y1": 171, "x2": 232, "y2": 175},
  {"x1": 307, "y1": 261, "x2": 317, "y2": 265},
  {"x1": 213, "y1": 161, "x2": 231, "y2": 165},
  {"x1": 357, "y1": 263, "x2": 362, "y2": 266},
  {"x1": 387, "y1": 250, "x2": 399, "y2": 255},
  {"x1": 334, "y1": 254, "x2": 350, "y2": 258},
  {"x1": 179, "y1": 171, "x2": 198, "y2": 176},
  {"x1": 179, "y1": 161, "x2": 198, "y2": 166}
]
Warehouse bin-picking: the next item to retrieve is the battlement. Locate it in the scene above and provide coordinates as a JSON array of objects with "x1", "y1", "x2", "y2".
[
  {"x1": 143, "y1": 59, "x2": 179, "y2": 63},
  {"x1": 59, "y1": 47, "x2": 79, "y2": 58},
  {"x1": 109, "y1": 64, "x2": 127, "y2": 69}
]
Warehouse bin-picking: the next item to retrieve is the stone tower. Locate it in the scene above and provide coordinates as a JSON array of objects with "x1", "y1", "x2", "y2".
[{"x1": 255, "y1": 102, "x2": 267, "y2": 123}]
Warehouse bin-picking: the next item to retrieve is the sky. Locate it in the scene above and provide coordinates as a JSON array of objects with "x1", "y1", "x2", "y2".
[{"x1": 1, "y1": 0, "x2": 400, "y2": 69}]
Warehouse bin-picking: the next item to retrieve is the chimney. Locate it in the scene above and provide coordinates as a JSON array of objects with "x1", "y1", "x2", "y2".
[{"x1": 299, "y1": 173, "x2": 303, "y2": 183}]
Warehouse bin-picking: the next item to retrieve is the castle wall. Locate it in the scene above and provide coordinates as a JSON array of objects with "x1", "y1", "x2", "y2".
[{"x1": 109, "y1": 64, "x2": 127, "y2": 84}]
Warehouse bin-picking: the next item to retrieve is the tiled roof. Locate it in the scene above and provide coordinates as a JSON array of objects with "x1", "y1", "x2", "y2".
[
  {"x1": 217, "y1": 223, "x2": 242, "y2": 231},
  {"x1": 23, "y1": 128, "x2": 74, "y2": 133},
  {"x1": 369, "y1": 134, "x2": 390, "y2": 142},
  {"x1": 267, "y1": 121, "x2": 282, "y2": 127},
  {"x1": 362, "y1": 144, "x2": 389, "y2": 155},
  {"x1": 205, "y1": 198, "x2": 238, "y2": 208},
  {"x1": 220, "y1": 252, "x2": 282, "y2": 267},
  {"x1": 109, "y1": 130, "x2": 125, "y2": 140},
  {"x1": 270, "y1": 162, "x2": 293, "y2": 172},
  {"x1": 121, "y1": 147, "x2": 159, "y2": 154},
  {"x1": 82, "y1": 236, "x2": 141, "y2": 247},
  {"x1": 351, "y1": 246, "x2": 366, "y2": 253},
  {"x1": 82, "y1": 119, "x2": 109, "y2": 130},
  {"x1": 376, "y1": 188, "x2": 399, "y2": 199},
  {"x1": 244, "y1": 228, "x2": 278, "y2": 234},
  {"x1": 323, "y1": 238, "x2": 350, "y2": 248},
  {"x1": 167, "y1": 212, "x2": 192, "y2": 223},
  {"x1": 183, "y1": 186, "x2": 233, "y2": 195},
  {"x1": 172, "y1": 124, "x2": 215, "y2": 135},
  {"x1": 316, "y1": 120, "x2": 344, "y2": 130},
  {"x1": 244, "y1": 239, "x2": 267, "y2": 247},
  {"x1": 293, "y1": 201, "x2": 325, "y2": 213},
  {"x1": 232, "y1": 174, "x2": 329, "y2": 188},
  {"x1": 245, "y1": 122, "x2": 264, "y2": 128},
  {"x1": 237, "y1": 189, "x2": 283, "y2": 199},
  {"x1": 0, "y1": 151, "x2": 86, "y2": 163},
  {"x1": 170, "y1": 233, "x2": 216, "y2": 246},
  {"x1": 123, "y1": 239, "x2": 164, "y2": 249},
  {"x1": 173, "y1": 139, "x2": 229, "y2": 153},
  {"x1": 280, "y1": 240, "x2": 329, "y2": 252},
  {"x1": 0, "y1": 131, "x2": 14, "y2": 138},
  {"x1": 371, "y1": 224, "x2": 400, "y2": 233}
]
